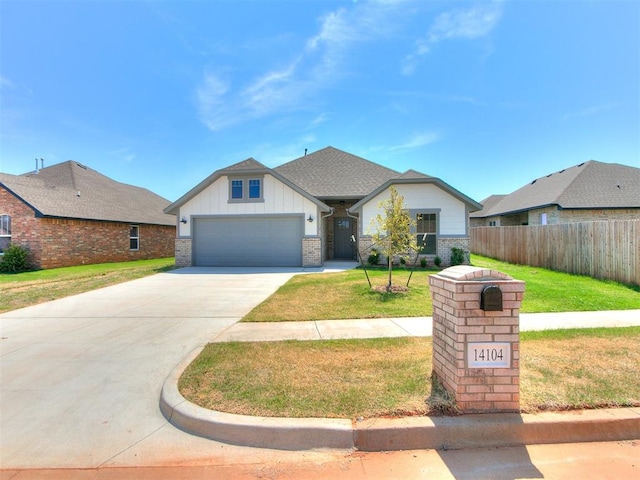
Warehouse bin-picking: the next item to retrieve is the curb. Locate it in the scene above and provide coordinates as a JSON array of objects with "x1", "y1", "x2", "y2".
[{"x1": 160, "y1": 347, "x2": 640, "y2": 451}]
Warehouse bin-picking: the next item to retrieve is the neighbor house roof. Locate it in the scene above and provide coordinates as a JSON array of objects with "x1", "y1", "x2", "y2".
[
  {"x1": 0, "y1": 161, "x2": 175, "y2": 225},
  {"x1": 274, "y1": 146, "x2": 400, "y2": 199},
  {"x1": 469, "y1": 194, "x2": 507, "y2": 218},
  {"x1": 473, "y1": 160, "x2": 640, "y2": 218}
]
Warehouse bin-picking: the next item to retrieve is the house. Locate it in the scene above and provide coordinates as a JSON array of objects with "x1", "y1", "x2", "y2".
[
  {"x1": 164, "y1": 146, "x2": 482, "y2": 267},
  {"x1": 471, "y1": 160, "x2": 640, "y2": 227},
  {"x1": 0, "y1": 161, "x2": 176, "y2": 269}
]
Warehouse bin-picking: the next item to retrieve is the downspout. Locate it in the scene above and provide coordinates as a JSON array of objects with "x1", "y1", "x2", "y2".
[
  {"x1": 346, "y1": 207, "x2": 360, "y2": 258},
  {"x1": 321, "y1": 207, "x2": 334, "y2": 263}
]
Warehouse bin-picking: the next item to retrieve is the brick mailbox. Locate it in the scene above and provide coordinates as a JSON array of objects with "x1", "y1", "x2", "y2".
[{"x1": 429, "y1": 266, "x2": 525, "y2": 413}]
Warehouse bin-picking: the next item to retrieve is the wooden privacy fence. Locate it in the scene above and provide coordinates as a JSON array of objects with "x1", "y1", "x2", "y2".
[{"x1": 470, "y1": 220, "x2": 639, "y2": 286}]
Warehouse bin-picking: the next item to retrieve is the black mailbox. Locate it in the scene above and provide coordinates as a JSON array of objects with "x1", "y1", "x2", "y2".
[{"x1": 481, "y1": 285, "x2": 503, "y2": 311}]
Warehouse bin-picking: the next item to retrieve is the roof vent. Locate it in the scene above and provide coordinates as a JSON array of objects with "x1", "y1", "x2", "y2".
[
  {"x1": 76, "y1": 163, "x2": 88, "y2": 169},
  {"x1": 559, "y1": 169, "x2": 565, "y2": 173},
  {"x1": 531, "y1": 179, "x2": 537, "y2": 185},
  {"x1": 578, "y1": 162, "x2": 585, "y2": 167}
]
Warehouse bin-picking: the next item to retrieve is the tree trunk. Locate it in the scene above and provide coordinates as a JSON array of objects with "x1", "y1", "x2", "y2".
[{"x1": 387, "y1": 256, "x2": 392, "y2": 292}]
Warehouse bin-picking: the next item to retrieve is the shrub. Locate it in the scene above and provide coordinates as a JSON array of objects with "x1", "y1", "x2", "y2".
[
  {"x1": 420, "y1": 257, "x2": 427, "y2": 268},
  {"x1": 434, "y1": 256, "x2": 442, "y2": 267},
  {"x1": 0, "y1": 244, "x2": 29, "y2": 273},
  {"x1": 367, "y1": 249, "x2": 380, "y2": 266},
  {"x1": 450, "y1": 247, "x2": 466, "y2": 266}
]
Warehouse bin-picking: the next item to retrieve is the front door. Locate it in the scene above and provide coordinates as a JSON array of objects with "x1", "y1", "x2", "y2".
[{"x1": 334, "y1": 218, "x2": 354, "y2": 259}]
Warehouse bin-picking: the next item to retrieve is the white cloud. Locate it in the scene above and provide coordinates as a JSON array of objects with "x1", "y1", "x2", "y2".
[
  {"x1": 403, "y1": 2, "x2": 503, "y2": 75},
  {"x1": 195, "y1": 72, "x2": 232, "y2": 131},
  {"x1": 110, "y1": 147, "x2": 136, "y2": 163},
  {"x1": 195, "y1": 0, "x2": 411, "y2": 132},
  {"x1": 388, "y1": 131, "x2": 441, "y2": 151},
  {"x1": 0, "y1": 75, "x2": 14, "y2": 89},
  {"x1": 561, "y1": 103, "x2": 618, "y2": 121}
]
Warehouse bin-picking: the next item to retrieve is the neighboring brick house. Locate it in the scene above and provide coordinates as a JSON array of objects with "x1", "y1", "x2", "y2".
[
  {"x1": 165, "y1": 146, "x2": 482, "y2": 267},
  {"x1": 471, "y1": 160, "x2": 640, "y2": 227},
  {"x1": 0, "y1": 161, "x2": 175, "y2": 269}
]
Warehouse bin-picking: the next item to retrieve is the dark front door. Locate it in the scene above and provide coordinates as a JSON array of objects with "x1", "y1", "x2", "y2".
[{"x1": 334, "y1": 218, "x2": 354, "y2": 259}]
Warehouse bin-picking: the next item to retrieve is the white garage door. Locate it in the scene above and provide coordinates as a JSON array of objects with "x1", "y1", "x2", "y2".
[{"x1": 193, "y1": 216, "x2": 303, "y2": 267}]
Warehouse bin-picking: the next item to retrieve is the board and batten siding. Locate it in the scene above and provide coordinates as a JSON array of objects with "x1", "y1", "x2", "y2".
[
  {"x1": 360, "y1": 184, "x2": 468, "y2": 235},
  {"x1": 177, "y1": 174, "x2": 320, "y2": 237}
]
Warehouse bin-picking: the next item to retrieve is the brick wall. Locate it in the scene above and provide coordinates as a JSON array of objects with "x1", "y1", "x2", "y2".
[
  {"x1": 1, "y1": 185, "x2": 175, "y2": 269},
  {"x1": 175, "y1": 238, "x2": 192, "y2": 267},
  {"x1": 302, "y1": 237, "x2": 322, "y2": 266},
  {"x1": 356, "y1": 235, "x2": 470, "y2": 267},
  {"x1": 1, "y1": 186, "x2": 41, "y2": 269},
  {"x1": 429, "y1": 266, "x2": 525, "y2": 413}
]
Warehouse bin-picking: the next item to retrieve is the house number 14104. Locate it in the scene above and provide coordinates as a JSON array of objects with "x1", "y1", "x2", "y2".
[{"x1": 467, "y1": 342, "x2": 511, "y2": 368}]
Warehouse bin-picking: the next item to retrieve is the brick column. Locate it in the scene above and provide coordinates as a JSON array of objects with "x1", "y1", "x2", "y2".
[
  {"x1": 429, "y1": 265, "x2": 525, "y2": 413},
  {"x1": 175, "y1": 238, "x2": 192, "y2": 267}
]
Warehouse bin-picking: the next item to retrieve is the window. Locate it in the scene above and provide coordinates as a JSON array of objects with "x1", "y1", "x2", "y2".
[
  {"x1": 228, "y1": 177, "x2": 263, "y2": 202},
  {"x1": 416, "y1": 213, "x2": 437, "y2": 254},
  {"x1": 231, "y1": 180, "x2": 243, "y2": 199},
  {"x1": 129, "y1": 225, "x2": 139, "y2": 251},
  {"x1": 0, "y1": 215, "x2": 10, "y2": 253},
  {"x1": 249, "y1": 179, "x2": 261, "y2": 199}
]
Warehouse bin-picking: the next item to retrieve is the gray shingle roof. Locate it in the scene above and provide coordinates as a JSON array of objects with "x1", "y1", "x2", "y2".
[
  {"x1": 274, "y1": 146, "x2": 400, "y2": 199},
  {"x1": 0, "y1": 161, "x2": 175, "y2": 226},
  {"x1": 470, "y1": 195, "x2": 507, "y2": 218},
  {"x1": 475, "y1": 160, "x2": 640, "y2": 217}
]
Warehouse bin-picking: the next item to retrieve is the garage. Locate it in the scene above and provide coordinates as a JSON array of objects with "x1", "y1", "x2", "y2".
[{"x1": 192, "y1": 215, "x2": 304, "y2": 267}]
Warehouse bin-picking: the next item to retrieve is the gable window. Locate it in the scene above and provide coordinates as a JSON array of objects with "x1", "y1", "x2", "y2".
[
  {"x1": 228, "y1": 176, "x2": 264, "y2": 202},
  {"x1": 0, "y1": 215, "x2": 10, "y2": 254},
  {"x1": 416, "y1": 213, "x2": 437, "y2": 254},
  {"x1": 249, "y1": 179, "x2": 261, "y2": 199},
  {"x1": 129, "y1": 225, "x2": 139, "y2": 251},
  {"x1": 231, "y1": 179, "x2": 243, "y2": 199}
]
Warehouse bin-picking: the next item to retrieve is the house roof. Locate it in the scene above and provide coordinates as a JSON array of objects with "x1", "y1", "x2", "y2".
[
  {"x1": 470, "y1": 194, "x2": 507, "y2": 218},
  {"x1": 274, "y1": 146, "x2": 400, "y2": 199},
  {"x1": 474, "y1": 160, "x2": 640, "y2": 218},
  {"x1": 165, "y1": 146, "x2": 482, "y2": 214},
  {"x1": 164, "y1": 157, "x2": 331, "y2": 215},
  {"x1": 0, "y1": 161, "x2": 175, "y2": 226}
]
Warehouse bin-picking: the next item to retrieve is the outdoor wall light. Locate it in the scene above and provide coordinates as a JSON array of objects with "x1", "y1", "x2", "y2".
[
  {"x1": 307, "y1": 215, "x2": 314, "y2": 223},
  {"x1": 180, "y1": 216, "x2": 188, "y2": 224}
]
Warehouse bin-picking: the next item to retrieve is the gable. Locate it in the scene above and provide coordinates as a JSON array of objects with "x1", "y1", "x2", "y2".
[
  {"x1": 165, "y1": 158, "x2": 329, "y2": 216},
  {"x1": 357, "y1": 182, "x2": 474, "y2": 236}
]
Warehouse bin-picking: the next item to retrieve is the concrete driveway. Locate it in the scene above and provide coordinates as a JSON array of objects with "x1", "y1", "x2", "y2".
[{"x1": 0, "y1": 267, "x2": 317, "y2": 469}]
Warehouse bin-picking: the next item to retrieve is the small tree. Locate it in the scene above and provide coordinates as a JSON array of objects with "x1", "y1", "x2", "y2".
[{"x1": 370, "y1": 187, "x2": 418, "y2": 291}]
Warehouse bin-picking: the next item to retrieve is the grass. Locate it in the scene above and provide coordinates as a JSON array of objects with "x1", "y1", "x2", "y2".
[
  {"x1": 242, "y1": 255, "x2": 640, "y2": 322},
  {"x1": 0, "y1": 257, "x2": 176, "y2": 313},
  {"x1": 179, "y1": 327, "x2": 640, "y2": 419}
]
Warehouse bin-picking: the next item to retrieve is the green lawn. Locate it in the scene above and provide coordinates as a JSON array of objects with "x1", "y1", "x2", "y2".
[
  {"x1": 242, "y1": 255, "x2": 640, "y2": 322},
  {"x1": 0, "y1": 258, "x2": 176, "y2": 313}
]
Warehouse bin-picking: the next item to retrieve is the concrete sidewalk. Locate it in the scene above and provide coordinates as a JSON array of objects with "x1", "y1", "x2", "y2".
[
  {"x1": 212, "y1": 309, "x2": 640, "y2": 342},
  {"x1": 161, "y1": 309, "x2": 640, "y2": 451}
]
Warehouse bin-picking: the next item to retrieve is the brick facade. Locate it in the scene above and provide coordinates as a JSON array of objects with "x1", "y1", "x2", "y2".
[
  {"x1": 475, "y1": 207, "x2": 640, "y2": 227},
  {"x1": 302, "y1": 237, "x2": 322, "y2": 266},
  {"x1": 175, "y1": 238, "x2": 193, "y2": 267},
  {"x1": 1, "y1": 186, "x2": 175, "y2": 269},
  {"x1": 356, "y1": 235, "x2": 471, "y2": 267},
  {"x1": 429, "y1": 266, "x2": 525, "y2": 413}
]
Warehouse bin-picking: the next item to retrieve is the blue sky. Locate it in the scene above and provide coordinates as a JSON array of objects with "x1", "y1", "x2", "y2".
[{"x1": 1, "y1": 0, "x2": 638, "y2": 204}]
